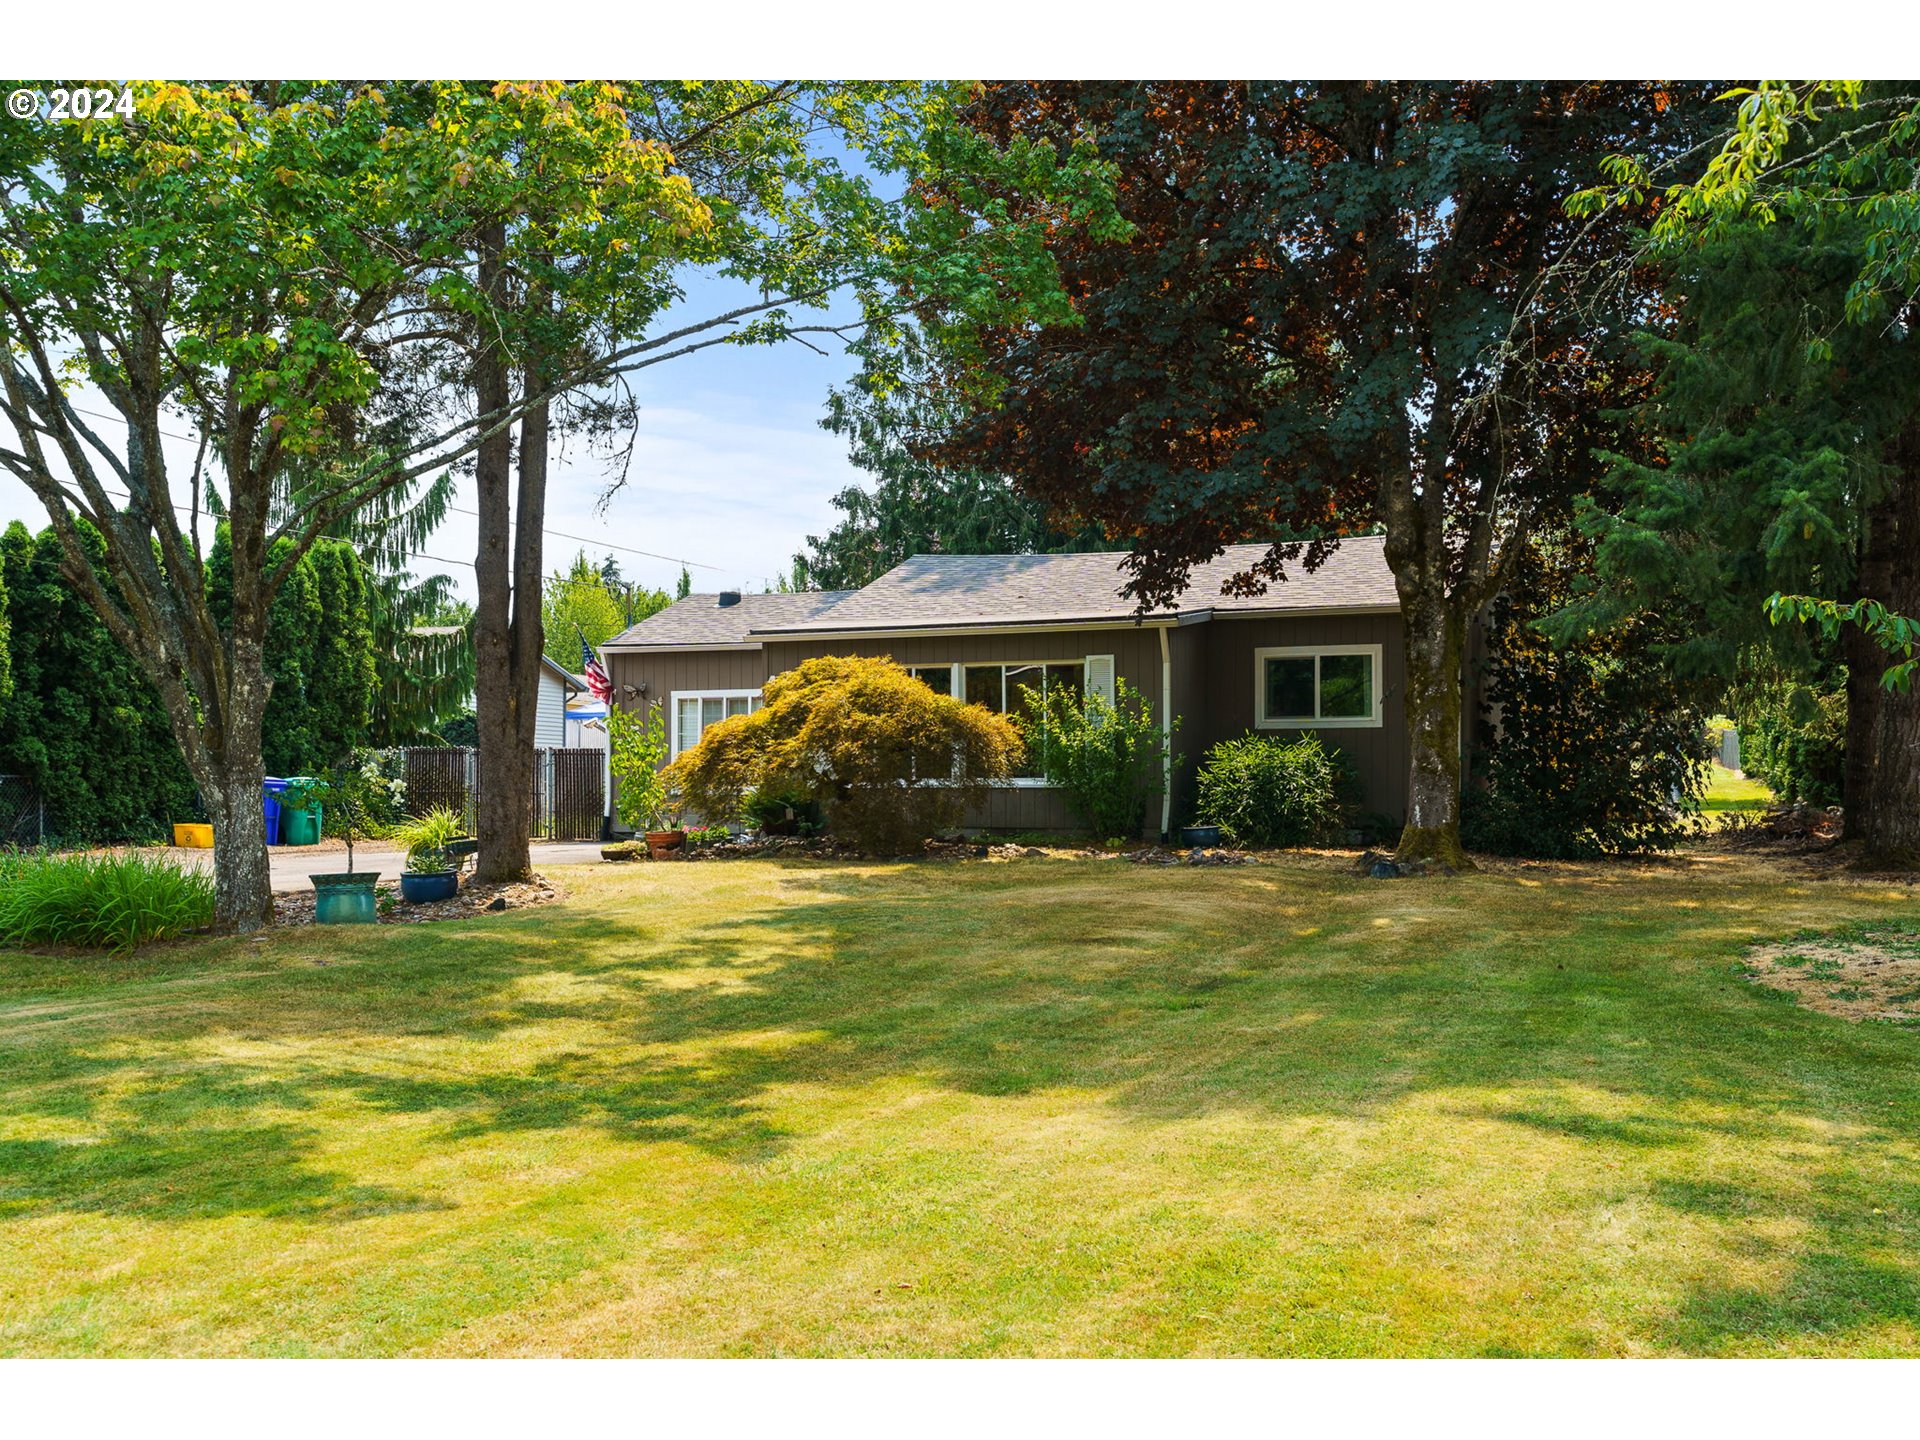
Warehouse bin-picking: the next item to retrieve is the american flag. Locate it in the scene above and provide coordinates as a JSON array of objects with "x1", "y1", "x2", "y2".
[{"x1": 580, "y1": 636, "x2": 614, "y2": 705}]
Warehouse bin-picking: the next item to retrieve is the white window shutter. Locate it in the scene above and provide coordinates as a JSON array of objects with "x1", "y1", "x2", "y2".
[{"x1": 1085, "y1": 654, "x2": 1116, "y2": 706}]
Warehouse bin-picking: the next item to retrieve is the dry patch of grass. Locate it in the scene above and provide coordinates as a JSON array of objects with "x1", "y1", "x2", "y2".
[{"x1": 1746, "y1": 921, "x2": 1920, "y2": 1023}]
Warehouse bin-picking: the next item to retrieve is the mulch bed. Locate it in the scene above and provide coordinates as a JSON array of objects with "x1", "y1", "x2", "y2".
[
  {"x1": 608, "y1": 836, "x2": 1260, "y2": 866},
  {"x1": 1723, "y1": 802, "x2": 1846, "y2": 850},
  {"x1": 271, "y1": 873, "x2": 564, "y2": 927}
]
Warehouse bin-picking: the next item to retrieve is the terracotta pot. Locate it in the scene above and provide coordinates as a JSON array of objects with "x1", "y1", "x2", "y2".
[{"x1": 645, "y1": 829, "x2": 686, "y2": 860}]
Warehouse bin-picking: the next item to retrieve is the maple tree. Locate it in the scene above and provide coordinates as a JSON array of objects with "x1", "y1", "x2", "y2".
[{"x1": 894, "y1": 81, "x2": 1716, "y2": 864}]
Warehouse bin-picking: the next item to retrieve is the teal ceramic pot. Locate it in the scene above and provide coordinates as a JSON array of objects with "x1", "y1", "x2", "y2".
[
  {"x1": 399, "y1": 870, "x2": 458, "y2": 904},
  {"x1": 310, "y1": 872, "x2": 378, "y2": 924}
]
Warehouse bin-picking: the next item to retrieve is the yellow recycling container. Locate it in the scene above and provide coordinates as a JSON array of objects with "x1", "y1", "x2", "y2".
[{"x1": 173, "y1": 822, "x2": 214, "y2": 848}]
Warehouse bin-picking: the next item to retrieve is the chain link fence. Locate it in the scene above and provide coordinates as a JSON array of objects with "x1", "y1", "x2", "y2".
[{"x1": 0, "y1": 774, "x2": 45, "y2": 846}]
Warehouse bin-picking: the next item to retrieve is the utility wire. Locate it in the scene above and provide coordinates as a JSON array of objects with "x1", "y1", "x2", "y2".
[{"x1": 60, "y1": 404, "x2": 728, "y2": 574}]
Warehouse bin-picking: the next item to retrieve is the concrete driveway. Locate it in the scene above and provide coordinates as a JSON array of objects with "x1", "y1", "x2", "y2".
[{"x1": 175, "y1": 839, "x2": 607, "y2": 892}]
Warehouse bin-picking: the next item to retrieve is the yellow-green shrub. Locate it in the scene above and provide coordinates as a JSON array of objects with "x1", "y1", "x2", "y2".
[{"x1": 668, "y1": 655, "x2": 1023, "y2": 853}]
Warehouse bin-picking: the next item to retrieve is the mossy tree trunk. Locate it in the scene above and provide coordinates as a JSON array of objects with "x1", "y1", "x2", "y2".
[
  {"x1": 1859, "y1": 428, "x2": 1920, "y2": 868},
  {"x1": 1396, "y1": 591, "x2": 1473, "y2": 869}
]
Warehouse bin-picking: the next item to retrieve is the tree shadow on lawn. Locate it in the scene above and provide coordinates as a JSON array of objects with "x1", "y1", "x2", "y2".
[
  {"x1": 1647, "y1": 1166, "x2": 1920, "y2": 1352},
  {"x1": 7, "y1": 861, "x2": 1920, "y2": 1300}
]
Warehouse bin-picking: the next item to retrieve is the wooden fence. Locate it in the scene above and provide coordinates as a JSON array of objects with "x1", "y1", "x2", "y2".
[{"x1": 401, "y1": 747, "x2": 604, "y2": 841}]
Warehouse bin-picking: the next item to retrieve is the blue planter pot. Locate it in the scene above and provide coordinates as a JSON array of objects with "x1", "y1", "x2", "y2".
[
  {"x1": 399, "y1": 870, "x2": 459, "y2": 904},
  {"x1": 310, "y1": 872, "x2": 378, "y2": 924},
  {"x1": 1179, "y1": 825, "x2": 1222, "y2": 848}
]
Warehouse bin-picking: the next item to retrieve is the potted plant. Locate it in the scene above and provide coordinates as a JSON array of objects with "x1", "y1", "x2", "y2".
[
  {"x1": 644, "y1": 801, "x2": 687, "y2": 860},
  {"x1": 606, "y1": 699, "x2": 687, "y2": 858},
  {"x1": 303, "y1": 762, "x2": 380, "y2": 924},
  {"x1": 392, "y1": 806, "x2": 464, "y2": 903}
]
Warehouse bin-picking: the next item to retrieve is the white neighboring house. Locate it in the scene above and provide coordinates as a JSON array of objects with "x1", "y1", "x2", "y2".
[
  {"x1": 536, "y1": 655, "x2": 580, "y2": 750},
  {"x1": 565, "y1": 696, "x2": 609, "y2": 751}
]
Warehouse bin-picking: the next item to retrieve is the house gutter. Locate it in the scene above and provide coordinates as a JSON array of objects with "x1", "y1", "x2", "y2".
[{"x1": 1159, "y1": 625, "x2": 1173, "y2": 841}]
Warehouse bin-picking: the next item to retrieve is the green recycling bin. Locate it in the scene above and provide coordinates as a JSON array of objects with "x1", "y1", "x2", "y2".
[{"x1": 280, "y1": 777, "x2": 323, "y2": 846}]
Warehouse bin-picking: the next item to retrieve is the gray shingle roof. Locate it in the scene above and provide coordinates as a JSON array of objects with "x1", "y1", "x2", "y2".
[
  {"x1": 749, "y1": 538, "x2": 1396, "y2": 635},
  {"x1": 605, "y1": 590, "x2": 858, "y2": 649}
]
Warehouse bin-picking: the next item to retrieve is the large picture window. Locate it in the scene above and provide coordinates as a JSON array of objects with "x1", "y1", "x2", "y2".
[
  {"x1": 1253, "y1": 645, "x2": 1382, "y2": 729},
  {"x1": 671, "y1": 689, "x2": 762, "y2": 757},
  {"x1": 963, "y1": 661, "x2": 1086, "y2": 778}
]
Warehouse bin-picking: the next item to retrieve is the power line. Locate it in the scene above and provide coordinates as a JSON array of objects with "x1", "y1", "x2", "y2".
[{"x1": 59, "y1": 404, "x2": 728, "y2": 574}]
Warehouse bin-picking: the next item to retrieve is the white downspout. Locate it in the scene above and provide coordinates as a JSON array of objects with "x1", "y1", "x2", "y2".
[{"x1": 1159, "y1": 625, "x2": 1173, "y2": 840}]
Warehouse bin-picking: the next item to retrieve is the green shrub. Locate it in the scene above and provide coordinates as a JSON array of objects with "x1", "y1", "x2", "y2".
[
  {"x1": 741, "y1": 786, "x2": 823, "y2": 834},
  {"x1": 607, "y1": 700, "x2": 675, "y2": 832},
  {"x1": 1464, "y1": 539, "x2": 1715, "y2": 859},
  {"x1": 1194, "y1": 734, "x2": 1348, "y2": 848},
  {"x1": 669, "y1": 655, "x2": 1023, "y2": 855},
  {"x1": 1733, "y1": 675, "x2": 1845, "y2": 806},
  {"x1": 1021, "y1": 677, "x2": 1176, "y2": 839},
  {"x1": 0, "y1": 849, "x2": 215, "y2": 952}
]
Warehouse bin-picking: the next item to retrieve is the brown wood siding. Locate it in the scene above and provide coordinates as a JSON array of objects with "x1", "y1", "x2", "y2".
[
  {"x1": 606, "y1": 614, "x2": 1406, "y2": 833},
  {"x1": 1165, "y1": 623, "x2": 1209, "y2": 827},
  {"x1": 1197, "y1": 614, "x2": 1408, "y2": 821},
  {"x1": 603, "y1": 648, "x2": 772, "y2": 828}
]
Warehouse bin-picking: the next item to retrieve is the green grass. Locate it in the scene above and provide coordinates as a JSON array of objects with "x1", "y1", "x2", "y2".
[
  {"x1": 4, "y1": 853, "x2": 1920, "y2": 1356},
  {"x1": 1702, "y1": 763, "x2": 1774, "y2": 821}
]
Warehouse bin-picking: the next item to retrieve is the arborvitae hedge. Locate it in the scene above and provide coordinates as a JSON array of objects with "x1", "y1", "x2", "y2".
[
  {"x1": 0, "y1": 521, "x2": 379, "y2": 840},
  {"x1": 0, "y1": 521, "x2": 196, "y2": 840}
]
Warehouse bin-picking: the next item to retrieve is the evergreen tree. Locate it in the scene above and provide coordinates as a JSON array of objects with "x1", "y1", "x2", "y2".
[
  {"x1": 0, "y1": 522, "x2": 196, "y2": 839},
  {"x1": 801, "y1": 331, "x2": 1102, "y2": 589},
  {"x1": 1558, "y1": 217, "x2": 1920, "y2": 849},
  {"x1": 208, "y1": 526, "x2": 380, "y2": 775}
]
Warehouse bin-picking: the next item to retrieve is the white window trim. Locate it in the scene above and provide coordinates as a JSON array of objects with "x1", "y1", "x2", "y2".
[
  {"x1": 959, "y1": 659, "x2": 1090, "y2": 713},
  {"x1": 905, "y1": 662, "x2": 963, "y2": 698},
  {"x1": 1253, "y1": 644, "x2": 1384, "y2": 730},
  {"x1": 668, "y1": 688, "x2": 763, "y2": 758},
  {"x1": 960, "y1": 659, "x2": 1092, "y2": 787}
]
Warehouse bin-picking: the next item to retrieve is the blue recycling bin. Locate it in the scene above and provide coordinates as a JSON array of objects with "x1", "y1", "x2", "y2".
[{"x1": 262, "y1": 776, "x2": 288, "y2": 846}]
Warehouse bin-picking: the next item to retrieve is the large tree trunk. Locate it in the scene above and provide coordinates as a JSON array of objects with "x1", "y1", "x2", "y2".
[
  {"x1": 1860, "y1": 428, "x2": 1920, "y2": 867},
  {"x1": 1395, "y1": 590, "x2": 1473, "y2": 870},
  {"x1": 1843, "y1": 490, "x2": 1893, "y2": 837},
  {"x1": 201, "y1": 754, "x2": 273, "y2": 931},
  {"x1": 470, "y1": 224, "x2": 531, "y2": 884},
  {"x1": 154, "y1": 632, "x2": 274, "y2": 933}
]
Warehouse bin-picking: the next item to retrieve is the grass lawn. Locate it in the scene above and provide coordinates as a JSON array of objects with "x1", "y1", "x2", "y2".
[
  {"x1": 4, "y1": 852, "x2": 1920, "y2": 1357},
  {"x1": 1702, "y1": 763, "x2": 1774, "y2": 824}
]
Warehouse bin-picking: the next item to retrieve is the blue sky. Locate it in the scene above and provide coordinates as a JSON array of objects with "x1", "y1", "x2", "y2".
[{"x1": 0, "y1": 303, "x2": 871, "y2": 604}]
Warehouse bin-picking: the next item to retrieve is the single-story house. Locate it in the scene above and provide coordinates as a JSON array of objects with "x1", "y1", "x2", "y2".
[{"x1": 601, "y1": 539, "x2": 1409, "y2": 835}]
